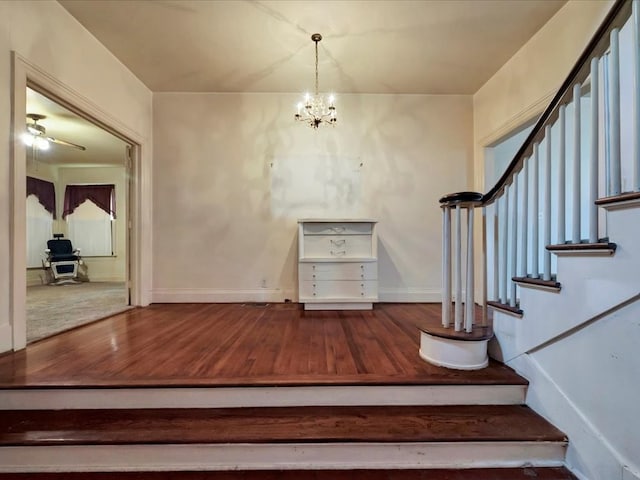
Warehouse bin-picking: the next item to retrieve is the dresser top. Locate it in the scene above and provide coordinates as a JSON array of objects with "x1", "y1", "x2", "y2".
[{"x1": 298, "y1": 218, "x2": 377, "y2": 223}]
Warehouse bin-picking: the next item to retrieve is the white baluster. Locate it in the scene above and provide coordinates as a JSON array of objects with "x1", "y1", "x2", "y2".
[
  {"x1": 572, "y1": 84, "x2": 582, "y2": 244},
  {"x1": 589, "y1": 58, "x2": 599, "y2": 243},
  {"x1": 465, "y1": 207, "x2": 474, "y2": 333},
  {"x1": 455, "y1": 205, "x2": 463, "y2": 332},
  {"x1": 543, "y1": 127, "x2": 552, "y2": 281},
  {"x1": 493, "y1": 202, "x2": 499, "y2": 301},
  {"x1": 558, "y1": 105, "x2": 566, "y2": 244},
  {"x1": 500, "y1": 190, "x2": 509, "y2": 303},
  {"x1": 634, "y1": 0, "x2": 640, "y2": 191},
  {"x1": 609, "y1": 28, "x2": 621, "y2": 195},
  {"x1": 442, "y1": 207, "x2": 452, "y2": 328},
  {"x1": 520, "y1": 158, "x2": 529, "y2": 276},
  {"x1": 510, "y1": 179, "x2": 518, "y2": 307},
  {"x1": 531, "y1": 144, "x2": 539, "y2": 278}
]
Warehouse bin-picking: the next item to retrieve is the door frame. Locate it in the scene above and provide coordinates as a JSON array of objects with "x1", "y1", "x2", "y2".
[{"x1": 10, "y1": 52, "x2": 150, "y2": 350}]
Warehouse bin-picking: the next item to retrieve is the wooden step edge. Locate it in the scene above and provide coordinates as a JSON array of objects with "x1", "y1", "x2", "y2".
[
  {"x1": 487, "y1": 301, "x2": 523, "y2": 318},
  {"x1": 0, "y1": 467, "x2": 581, "y2": 480},
  {"x1": 546, "y1": 241, "x2": 617, "y2": 256},
  {"x1": 0, "y1": 441, "x2": 570, "y2": 473},
  {"x1": 595, "y1": 191, "x2": 640, "y2": 210},
  {"x1": 417, "y1": 323, "x2": 494, "y2": 342},
  {"x1": 512, "y1": 276, "x2": 561, "y2": 292},
  {"x1": 0, "y1": 405, "x2": 568, "y2": 446}
]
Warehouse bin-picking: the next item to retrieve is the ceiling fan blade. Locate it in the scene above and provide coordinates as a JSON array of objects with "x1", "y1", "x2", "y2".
[{"x1": 46, "y1": 136, "x2": 87, "y2": 151}]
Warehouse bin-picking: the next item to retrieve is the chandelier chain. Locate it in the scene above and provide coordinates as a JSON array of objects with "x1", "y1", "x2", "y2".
[{"x1": 315, "y1": 39, "x2": 319, "y2": 96}]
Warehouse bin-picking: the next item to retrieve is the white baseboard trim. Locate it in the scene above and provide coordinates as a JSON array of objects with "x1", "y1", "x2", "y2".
[
  {"x1": 378, "y1": 288, "x2": 441, "y2": 303},
  {"x1": 152, "y1": 288, "x2": 443, "y2": 304},
  {"x1": 151, "y1": 288, "x2": 296, "y2": 303},
  {"x1": 0, "y1": 441, "x2": 566, "y2": 472}
]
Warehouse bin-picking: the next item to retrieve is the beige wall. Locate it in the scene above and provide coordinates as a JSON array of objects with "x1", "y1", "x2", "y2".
[
  {"x1": 1, "y1": 0, "x2": 152, "y2": 352},
  {"x1": 153, "y1": 93, "x2": 473, "y2": 302},
  {"x1": 473, "y1": 0, "x2": 613, "y2": 192}
]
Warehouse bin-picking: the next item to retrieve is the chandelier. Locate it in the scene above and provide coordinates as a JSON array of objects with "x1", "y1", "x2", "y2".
[{"x1": 295, "y1": 33, "x2": 336, "y2": 129}]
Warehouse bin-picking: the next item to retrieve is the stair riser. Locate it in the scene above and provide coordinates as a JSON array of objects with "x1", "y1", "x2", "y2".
[
  {"x1": 0, "y1": 442, "x2": 566, "y2": 472},
  {"x1": 0, "y1": 385, "x2": 526, "y2": 410}
]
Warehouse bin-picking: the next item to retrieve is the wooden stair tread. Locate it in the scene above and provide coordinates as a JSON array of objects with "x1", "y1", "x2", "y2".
[
  {"x1": 0, "y1": 468, "x2": 579, "y2": 479},
  {"x1": 0, "y1": 405, "x2": 566, "y2": 446}
]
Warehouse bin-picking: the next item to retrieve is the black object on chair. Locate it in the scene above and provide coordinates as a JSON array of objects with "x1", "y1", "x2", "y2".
[{"x1": 44, "y1": 234, "x2": 82, "y2": 282}]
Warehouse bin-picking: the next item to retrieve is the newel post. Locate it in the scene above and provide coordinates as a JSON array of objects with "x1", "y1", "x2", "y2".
[{"x1": 439, "y1": 192, "x2": 484, "y2": 333}]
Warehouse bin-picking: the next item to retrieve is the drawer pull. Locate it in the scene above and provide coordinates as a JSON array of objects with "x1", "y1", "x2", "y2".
[
  {"x1": 330, "y1": 239, "x2": 346, "y2": 247},
  {"x1": 330, "y1": 226, "x2": 345, "y2": 233},
  {"x1": 330, "y1": 250, "x2": 346, "y2": 256}
]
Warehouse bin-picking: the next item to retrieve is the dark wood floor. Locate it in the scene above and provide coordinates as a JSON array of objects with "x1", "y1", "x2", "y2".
[
  {"x1": 0, "y1": 468, "x2": 578, "y2": 479},
  {"x1": 0, "y1": 303, "x2": 524, "y2": 388}
]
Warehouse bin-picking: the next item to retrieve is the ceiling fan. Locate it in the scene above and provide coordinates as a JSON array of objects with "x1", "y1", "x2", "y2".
[{"x1": 24, "y1": 113, "x2": 87, "y2": 151}]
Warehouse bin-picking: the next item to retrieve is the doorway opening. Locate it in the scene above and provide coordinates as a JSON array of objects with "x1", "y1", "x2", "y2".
[{"x1": 24, "y1": 87, "x2": 132, "y2": 343}]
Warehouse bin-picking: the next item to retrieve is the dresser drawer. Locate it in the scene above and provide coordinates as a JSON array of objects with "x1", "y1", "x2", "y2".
[
  {"x1": 299, "y1": 262, "x2": 377, "y2": 281},
  {"x1": 303, "y1": 222, "x2": 372, "y2": 235},
  {"x1": 303, "y1": 235, "x2": 372, "y2": 258},
  {"x1": 300, "y1": 280, "x2": 378, "y2": 300}
]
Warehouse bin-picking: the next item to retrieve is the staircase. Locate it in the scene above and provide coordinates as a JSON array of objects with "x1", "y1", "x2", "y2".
[{"x1": 421, "y1": 0, "x2": 640, "y2": 478}]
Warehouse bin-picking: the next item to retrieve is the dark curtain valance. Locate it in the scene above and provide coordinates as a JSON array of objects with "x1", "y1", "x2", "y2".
[
  {"x1": 26, "y1": 176, "x2": 56, "y2": 219},
  {"x1": 63, "y1": 184, "x2": 116, "y2": 219}
]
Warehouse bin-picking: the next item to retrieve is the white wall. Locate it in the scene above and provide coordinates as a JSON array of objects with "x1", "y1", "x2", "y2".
[
  {"x1": 0, "y1": 0, "x2": 152, "y2": 352},
  {"x1": 152, "y1": 93, "x2": 472, "y2": 302}
]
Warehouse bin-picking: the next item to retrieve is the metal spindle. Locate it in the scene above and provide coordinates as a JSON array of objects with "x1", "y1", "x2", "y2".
[
  {"x1": 609, "y1": 28, "x2": 621, "y2": 195},
  {"x1": 589, "y1": 58, "x2": 600, "y2": 243},
  {"x1": 500, "y1": 190, "x2": 509, "y2": 303},
  {"x1": 558, "y1": 105, "x2": 566, "y2": 244},
  {"x1": 520, "y1": 159, "x2": 529, "y2": 276},
  {"x1": 509, "y1": 179, "x2": 518, "y2": 307},
  {"x1": 543, "y1": 127, "x2": 552, "y2": 280},
  {"x1": 442, "y1": 207, "x2": 452, "y2": 328},
  {"x1": 465, "y1": 207, "x2": 474, "y2": 333},
  {"x1": 634, "y1": 0, "x2": 640, "y2": 191},
  {"x1": 572, "y1": 84, "x2": 582, "y2": 244},
  {"x1": 531, "y1": 143, "x2": 539, "y2": 278},
  {"x1": 454, "y1": 205, "x2": 463, "y2": 331}
]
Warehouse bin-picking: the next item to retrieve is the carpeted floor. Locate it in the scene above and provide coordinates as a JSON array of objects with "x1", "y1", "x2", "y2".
[{"x1": 27, "y1": 281, "x2": 130, "y2": 343}]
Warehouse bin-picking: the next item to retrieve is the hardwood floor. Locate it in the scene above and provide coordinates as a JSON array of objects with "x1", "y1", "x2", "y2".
[{"x1": 0, "y1": 303, "x2": 524, "y2": 387}]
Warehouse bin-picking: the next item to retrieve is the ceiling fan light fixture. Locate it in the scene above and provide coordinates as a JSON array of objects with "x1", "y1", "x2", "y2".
[{"x1": 294, "y1": 33, "x2": 337, "y2": 129}]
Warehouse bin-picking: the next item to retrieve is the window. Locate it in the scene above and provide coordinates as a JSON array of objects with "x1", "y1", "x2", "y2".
[
  {"x1": 63, "y1": 184, "x2": 116, "y2": 257},
  {"x1": 26, "y1": 177, "x2": 56, "y2": 268},
  {"x1": 26, "y1": 195, "x2": 53, "y2": 268}
]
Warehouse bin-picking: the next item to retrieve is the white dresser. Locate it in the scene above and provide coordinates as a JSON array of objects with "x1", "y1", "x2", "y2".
[{"x1": 298, "y1": 219, "x2": 378, "y2": 310}]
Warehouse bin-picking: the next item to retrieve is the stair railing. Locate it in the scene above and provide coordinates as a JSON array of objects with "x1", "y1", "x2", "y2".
[{"x1": 440, "y1": 0, "x2": 639, "y2": 331}]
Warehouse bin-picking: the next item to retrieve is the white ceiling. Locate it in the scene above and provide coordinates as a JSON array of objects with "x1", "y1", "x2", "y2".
[
  {"x1": 59, "y1": 0, "x2": 566, "y2": 95},
  {"x1": 26, "y1": 88, "x2": 128, "y2": 167}
]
